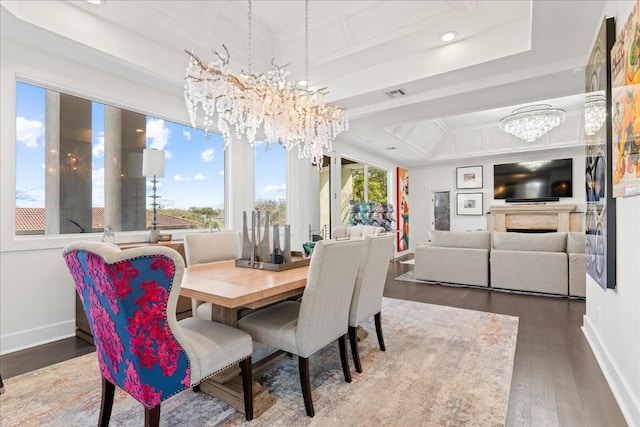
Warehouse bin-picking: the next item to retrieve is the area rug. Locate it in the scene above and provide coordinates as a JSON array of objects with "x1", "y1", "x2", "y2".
[{"x1": 0, "y1": 298, "x2": 518, "y2": 427}]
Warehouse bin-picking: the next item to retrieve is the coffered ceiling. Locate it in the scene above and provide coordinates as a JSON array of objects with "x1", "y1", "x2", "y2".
[{"x1": 1, "y1": 0, "x2": 608, "y2": 166}]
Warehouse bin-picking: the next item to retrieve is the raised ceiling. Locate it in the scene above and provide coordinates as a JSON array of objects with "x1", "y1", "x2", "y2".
[{"x1": 1, "y1": 0, "x2": 607, "y2": 166}]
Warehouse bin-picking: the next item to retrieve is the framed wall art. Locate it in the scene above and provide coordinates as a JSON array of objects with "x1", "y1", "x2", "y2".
[
  {"x1": 610, "y1": 2, "x2": 640, "y2": 198},
  {"x1": 396, "y1": 167, "x2": 409, "y2": 251},
  {"x1": 585, "y1": 17, "x2": 616, "y2": 290},
  {"x1": 456, "y1": 192, "x2": 483, "y2": 216},
  {"x1": 456, "y1": 165, "x2": 483, "y2": 189}
]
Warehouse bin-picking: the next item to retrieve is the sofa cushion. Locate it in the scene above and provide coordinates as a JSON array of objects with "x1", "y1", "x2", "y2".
[
  {"x1": 430, "y1": 231, "x2": 491, "y2": 250},
  {"x1": 333, "y1": 225, "x2": 385, "y2": 239},
  {"x1": 492, "y1": 231, "x2": 567, "y2": 252},
  {"x1": 347, "y1": 226, "x2": 363, "y2": 238},
  {"x1": 566, "y1": 232, "x2": 585, "y2": 254},
  {"x1": 361, "y1": 225, "x2": 383, "y2": 236}
]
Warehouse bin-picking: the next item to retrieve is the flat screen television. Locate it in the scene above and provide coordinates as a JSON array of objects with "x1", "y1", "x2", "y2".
[{"x1": 493, "y1": 158, "x2": 573, "y2": 202}]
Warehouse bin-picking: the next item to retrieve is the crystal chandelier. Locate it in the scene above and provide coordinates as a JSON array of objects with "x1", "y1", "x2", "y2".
[
  {"x1": 584, "y1": 94, "x2": 606, "y2": 136},
  {"x1": 499, "y1": 104, "x2": 566, "y2": 142},
  {"x1": 184, "y1": 0, "x2": 348, "y2": 165}
]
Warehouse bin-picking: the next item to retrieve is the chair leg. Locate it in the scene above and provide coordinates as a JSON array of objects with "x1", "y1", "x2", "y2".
[
  {"x1": 192, "y1": 384, "x2": 200, "y2": 392},
  {"x1": 374, "y1": 312, "x2": 386, "y2": 351},
  {"x1": 298, "y1": 356, "x2": 315, "y2": 417},
  {"x1": 144, "y1": 405, "x2": 161, "y2": 427},
  {"x1": 99, "y1": 377, "x2": 115, "y2": 427},
  {"x1": 239, "y1": 357, "x2": 254, "y2": 421},
  {"x1": 348, "y1": 325, "x2": 362, "y2": 373},
  {"x1": 338, "y1": 334, "x2": 352, "y2": 383}
]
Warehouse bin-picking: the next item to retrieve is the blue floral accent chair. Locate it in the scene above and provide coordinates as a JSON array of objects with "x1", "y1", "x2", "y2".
[{"x1": 62, "y1": 241, "x2": 253, "y2": 426}]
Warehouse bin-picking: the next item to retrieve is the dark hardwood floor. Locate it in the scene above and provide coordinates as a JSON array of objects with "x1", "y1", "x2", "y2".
[{"x1": 0, "y1": 257, "x2": 627, "y2": 426}]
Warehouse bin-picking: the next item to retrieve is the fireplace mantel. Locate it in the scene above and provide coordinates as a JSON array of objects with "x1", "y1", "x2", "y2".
[{"x1": 487, "y1": 203, "x2": 583, "y2": 232}]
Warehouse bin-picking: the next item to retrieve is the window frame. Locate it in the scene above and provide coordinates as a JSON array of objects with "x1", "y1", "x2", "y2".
[{"x1": 10, "y1": 78, "x2": 227, "y2": 246}]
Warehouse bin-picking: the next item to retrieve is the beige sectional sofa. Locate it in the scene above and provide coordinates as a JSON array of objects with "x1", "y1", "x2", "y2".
[
  {"x1": 413, "y1": 230, "x2": 586, "y2": 296},
  {"x1": 490, "y1": 232, "x2": 568, "y2": 295},
  {"x1": 567, "y1": 232, "x2": 586, "y2": 297},
  {"x1": 414, "y1": 231, "x2": 491, "y2": 287}
]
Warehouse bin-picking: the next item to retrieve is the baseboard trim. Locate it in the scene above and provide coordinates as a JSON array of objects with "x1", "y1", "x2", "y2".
[
  {"x1": 582, "y1": 315, "x2": 640, "y2": 427},
  {"x1": 0, "y1": 320, "x2": 75, "y2": 355}
]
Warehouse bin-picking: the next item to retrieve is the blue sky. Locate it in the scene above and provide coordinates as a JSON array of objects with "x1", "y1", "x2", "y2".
[{"x1": 15, "y1": 81, "x2": 286, "y2": 210}]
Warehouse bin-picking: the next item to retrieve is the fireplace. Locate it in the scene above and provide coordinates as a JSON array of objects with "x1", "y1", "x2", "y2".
[
  {"x1": 487, "y1": 204, "x2": 583, "y2": 233},
  {"x1": 506, "y1": 228, "x2": 558, "y2": 233}
]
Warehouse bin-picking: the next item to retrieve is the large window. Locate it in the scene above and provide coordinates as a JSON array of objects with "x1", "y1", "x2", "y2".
[
  {"x1": 340, "y1": 158, "x2": 389, "y2": 227},
  {"x1": 15, "y1": 81, "x2": 225, "y2": 235},
  {"x1": 255, "y1": 142, "x2": 287, "y2": 225}
]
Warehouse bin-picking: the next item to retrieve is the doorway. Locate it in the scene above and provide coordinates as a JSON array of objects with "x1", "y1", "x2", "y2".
[{"x1": 433, "y1": 191, "x2": 451, "y2": 231}]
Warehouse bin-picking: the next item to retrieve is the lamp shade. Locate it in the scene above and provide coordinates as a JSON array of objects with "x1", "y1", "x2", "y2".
[{"x1": 142, "y1": 149, "x2": 165, "y2": 178}]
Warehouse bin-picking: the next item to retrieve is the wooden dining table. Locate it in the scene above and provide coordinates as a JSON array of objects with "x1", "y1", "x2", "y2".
[{"x1": 179, "y1": 259, "x2": 310, "y2": 417}]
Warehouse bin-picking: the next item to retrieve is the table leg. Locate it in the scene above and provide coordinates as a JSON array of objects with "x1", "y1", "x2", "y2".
[{"x1": 209, "y1": 304, "x2": 239, "y2": 327}]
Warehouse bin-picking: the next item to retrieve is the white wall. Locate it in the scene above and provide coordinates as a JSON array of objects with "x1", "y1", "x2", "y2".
[
  {"x1": 410, "y1": 146, "x2": 586, "y2": 246},
  {"x1": 582, "y1": 4, "x2": 640, "y2": 426}
]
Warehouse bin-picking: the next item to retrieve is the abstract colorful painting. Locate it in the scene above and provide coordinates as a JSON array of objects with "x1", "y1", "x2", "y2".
[
  {"x1": 396, "y1": 167, "x2": 409, "y2": 252},
  {"x1": 611, "y1": 0, "x2": 640, "y2": 197}
]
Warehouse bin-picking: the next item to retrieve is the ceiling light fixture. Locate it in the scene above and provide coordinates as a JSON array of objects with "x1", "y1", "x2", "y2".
[
  {"x1": 499, "y1": 104, "x2": 566, "y2": 142},
  {"x1": 184, "y1": 0, "x2": 348, "y2": 166},
  {"x1": 85, "y1": 0, "x2": 103, "y2": 4},
  {"x1": 440, "y1": 32, "x2": 457, "y2": 42},
  {"x1": 584, "y1": 93, "x2": 606, "y2": 135}
]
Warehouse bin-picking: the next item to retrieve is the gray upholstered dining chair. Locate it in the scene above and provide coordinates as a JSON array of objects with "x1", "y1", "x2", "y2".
[
  {"x1": 237, "y1": 239, "x2": 364, "y2": 417},
  {"x1": 62, "y1": 241, "x2": 253, "y2": 425},
  {"x1": 348, "y1": 234, "x2": 395, "y2": 373},
  {"x1": 183, "y1": 231, "x2": 241, "y2": 319}
]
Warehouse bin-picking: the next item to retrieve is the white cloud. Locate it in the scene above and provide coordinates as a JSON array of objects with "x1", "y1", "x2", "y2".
[
  {"x1": 259, "y1": 183, "x2": 286, "y2": 200},
  {"x1": 146, "y1": 118, "x2": 171, "y2": 150},
  {"x1": 183, "y1": 129, "x2": 191, "y2": 141},
  {"x1": 218, "y1": 169, "x2": 225, "y2": 176},
  {"x1": 16, "y1": 116, "x2": 44, "y2": 148},
  {"x1": 92, "y1": 167, "x2": 105, "y2": 206},
  {"x1": 201, "y1": 148, "x2": 215, "y2": 162},
  {"x1": 174, "y1": 174, "x2": 189, "y2": 182},
  {"x1": 165, "y1": 150, "x2": 174, "y2": 160},
  {"x1": 194, "y1": 173, "x2": 206, "y2": 181},
  {"x1": 93, "y1": 131, "x2": 105, "y2": 157}
]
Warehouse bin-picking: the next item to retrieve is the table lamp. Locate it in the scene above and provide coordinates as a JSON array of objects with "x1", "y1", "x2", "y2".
[{"x1": 142, "y1": 148, "x2": 165, "y2": 243}]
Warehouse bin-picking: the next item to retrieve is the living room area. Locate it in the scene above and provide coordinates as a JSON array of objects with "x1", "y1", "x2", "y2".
[{"x1": 1, "y1": 1, "x2": 639, "y2": 426}]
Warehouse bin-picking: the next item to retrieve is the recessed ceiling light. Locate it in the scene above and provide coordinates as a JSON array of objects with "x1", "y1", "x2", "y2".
[
  {"x1": 441, "y1": 32, "x2": 457, "y2": 42},
  {"x1": 297, "y1": 80, "x2": 308, "y2": 87},
  {"x1": 135, "y1": 128, "x2": 144, "y2": 133},
  {"x1": 86, "y1": 0, "x2": 103, "y2": 4}
]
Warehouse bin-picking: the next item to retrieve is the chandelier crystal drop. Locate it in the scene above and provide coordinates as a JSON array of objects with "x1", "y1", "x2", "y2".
[
  {"x1": 584, "y1": 94, "x2": 607, "y2": 136},
  {"x1": 499, "y1": 104, "x2": 566, "y2": 142},
  {"x1": 183, "y1": 1, "x2": 347, "y2": 166}
]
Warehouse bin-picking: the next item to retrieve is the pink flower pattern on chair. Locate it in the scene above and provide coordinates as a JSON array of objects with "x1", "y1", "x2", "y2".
[
  {"x1": 64, "y1": 250, "x2": 190, "y2": 409},
  {"x1": 64, "y1": 253, "x2": 87, "y2": 303},
  {"x1": 124, "y1": 360, "x2": 163, "y2": 407},
  {"x1": 87, "y1": 287, "x2": 124, "y2": 374}
]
